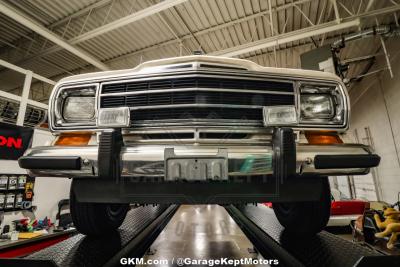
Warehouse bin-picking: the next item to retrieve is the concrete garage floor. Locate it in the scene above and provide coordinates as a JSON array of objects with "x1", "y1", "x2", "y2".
[{"x1": 140, "y1": 205, "x2": 260, "y2": 267}]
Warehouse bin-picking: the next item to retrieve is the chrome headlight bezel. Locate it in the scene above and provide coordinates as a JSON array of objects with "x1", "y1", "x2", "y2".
[
  {"x1": 297, "y1": 81, "x2": 348, "y2": 129},
  {"x1": 50, "y1": 83, "x2": 99, "y2": 130}
]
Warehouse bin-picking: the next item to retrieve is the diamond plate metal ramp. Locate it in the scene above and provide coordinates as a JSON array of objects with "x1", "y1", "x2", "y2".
[
  {"x1": 0, "y1": 204, "x2": 177, "y2": 267},
  {"x1": 227, "y1": 204, "x2": 400, "y2": 267}
]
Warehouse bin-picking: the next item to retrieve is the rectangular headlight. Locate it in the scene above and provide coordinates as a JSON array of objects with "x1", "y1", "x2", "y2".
[
  {"x1": 98, "y1": 107, "x2": 130, "y2": 127},
  {"x1": 300, "y1": 94, "x2": 334, "y2": 119},
  {"x1": 263, "y1": 106, "x2": 297, "y2": 126},
  {"x1": 63, "y1": 97, "x2": 95, "y2": 121},
  {"x1": 53, "y1": 85, "x2": 97, "y2": 127}
]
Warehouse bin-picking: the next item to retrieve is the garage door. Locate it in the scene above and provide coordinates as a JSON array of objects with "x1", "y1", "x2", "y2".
[{"x1": 353, "y1": 173, "x2": 378, "y2": 201}]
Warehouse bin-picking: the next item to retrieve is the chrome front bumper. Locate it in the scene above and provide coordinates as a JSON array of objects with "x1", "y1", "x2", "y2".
[{"x1": 20, "y1": 143, "x2": 377, "y2": 178}]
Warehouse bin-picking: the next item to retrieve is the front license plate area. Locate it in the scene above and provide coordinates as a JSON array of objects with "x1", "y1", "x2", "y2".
[{"x1": 164, "y1": 148, "x2": 228, "y2": 181}]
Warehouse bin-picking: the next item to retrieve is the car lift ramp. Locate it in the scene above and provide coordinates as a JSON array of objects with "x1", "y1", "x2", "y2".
[
  {"x1": 1, "y1": 203, "x2": 399, "y2": 267},
  {"x1": 226, "y1": 204, "x2": 400, "y2": 267},
  {"x1": 0, "y1": 204, "x2": 178, "y2": 267}
]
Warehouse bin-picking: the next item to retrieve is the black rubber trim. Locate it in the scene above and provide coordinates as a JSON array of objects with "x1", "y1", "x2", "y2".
[
  {"x1": 98, "y1": 129, "x2": 122, "y2": 179},
  {"x1": 314, "y1": 154, "x2": 380, "y2": 169},
  {"x1": 19, "y1": 156, "x2": 81, "y2": 170},
  {"x1": 272, "y1": 127, "x2": 296, "y2": 182}
]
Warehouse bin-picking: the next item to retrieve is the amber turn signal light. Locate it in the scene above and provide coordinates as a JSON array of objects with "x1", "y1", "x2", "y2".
[
  {"x1": 305, "y1": 131, "x2": 343, "y2": 145},
  {"x1": 54, "y1": 132, "x2": 92, "y2": 146}
]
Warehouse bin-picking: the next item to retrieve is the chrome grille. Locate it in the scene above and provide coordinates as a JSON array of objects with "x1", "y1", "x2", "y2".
[
  {"x1": 101, "y1": 76, "x2": 294, "y2": 94},
  {"x1": 100, "y1": 74, "x2": 295, "y2": 127}
]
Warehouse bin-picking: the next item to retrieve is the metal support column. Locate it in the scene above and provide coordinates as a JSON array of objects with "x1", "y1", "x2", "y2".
[{"x1": 16, "y1": 71, "x2": 32, "y2": 126}]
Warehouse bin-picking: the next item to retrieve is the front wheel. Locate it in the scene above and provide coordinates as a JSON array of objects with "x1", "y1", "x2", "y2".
[
  {"x1": 273, "y1": 177, "x2": 331, "y2": 236},
  {"x1": 70, "y1": 180, "x2": 129, "y2": 236}
]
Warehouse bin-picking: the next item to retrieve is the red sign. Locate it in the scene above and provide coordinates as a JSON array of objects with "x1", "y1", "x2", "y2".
[
  {"x1": 0, "y1": 136, "x2": 22, "y2": 149},
  {"x1": 0, "y1": 123, "x2": 33, "y2": 160}
]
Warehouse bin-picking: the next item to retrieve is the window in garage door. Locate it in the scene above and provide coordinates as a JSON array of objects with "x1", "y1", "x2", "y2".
[
  {"x1": 353, "y1": 174, "x2": 378, "y2": 201},
  {"x1": 331, "y1": 128, "x2": 381, "y2": 201},
  {"x1": 332, "y1": 173, "x2": 378, "y2": 201},
  {"x1": 351, "y1": 127, "x2": 381, "y2": 201}
]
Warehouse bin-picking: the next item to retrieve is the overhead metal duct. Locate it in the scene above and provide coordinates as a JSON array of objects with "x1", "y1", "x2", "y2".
[
  {"x1": 331, "y1": 25, "x2": 400, "y2": 50},
  {"x1": 331, "y1": 24, "x2": 400, "y2": 80}
]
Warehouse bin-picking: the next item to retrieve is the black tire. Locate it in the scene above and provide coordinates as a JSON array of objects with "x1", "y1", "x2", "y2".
[
  {"x1": 70, "y1": 181, "x2": 129, "y2": 236},
  {"x1": 273, "y1": 178, "x2": 331, "y2": 236}
]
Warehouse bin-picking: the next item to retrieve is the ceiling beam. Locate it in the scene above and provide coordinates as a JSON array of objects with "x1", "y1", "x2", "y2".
[
  {"x1": 49, "y1": 0, "x2": 112, "y2": 29},
  {"x1": 0, "y1": 0, "x2": 110, "y2": 71},
  {"x1": 44, "y1": 1, "x2": 400, "y2": 75},
  {"x1": 1, "y1": 0, "x2": 189, "y2": 72},
  {"x1": 105, "y1": 0, "x2": 313, "y2": 64},
  {"x1": 365, "y1": 0, "x2": 376, "y2": 12},
  {"x1": 0, "y1": 58, "x2": 55, "y2": 85},
  {"x1": 0, "y1": 90, "x2": 48, "y2": 109},
  {"x1": 209, "y1": 1, "x2": 399, "y2": 58},
  {"x1": 211, "y1": 19, "x2": 361, "y2": 57},
  {"x1": 330, "y1": 0, "x2": 341, "y2": 23},
  {"x1": 2, "y1": 0, "x2": 310, "y2": 71},
  {"x1": 71, "y1": 0, "x2": 188, "y2": 44},
  {"x1": 18, "y1": 0, "x2": 189, "y2": 59},
  {"x1": 104, "y1": 0, "x2": 400, "y2": 65}
]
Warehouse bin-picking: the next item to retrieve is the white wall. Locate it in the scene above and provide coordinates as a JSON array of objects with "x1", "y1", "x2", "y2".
[
  {"x1": 348, "y1": 36, "x2": 400, "y2": 204},
  {"x1": 0, "y1": 129, "x2": 71, "y2": 229},
  {"x1": 31, "y1": 177, "x2": 71, "y2": 221}
]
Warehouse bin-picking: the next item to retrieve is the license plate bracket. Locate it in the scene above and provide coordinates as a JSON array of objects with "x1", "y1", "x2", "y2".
[{"x1": 164, "y1": 148, "x2": 228, "y2": 180}]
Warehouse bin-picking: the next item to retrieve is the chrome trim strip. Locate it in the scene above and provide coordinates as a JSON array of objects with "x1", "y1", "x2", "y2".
[
  {"x1": 198, "y1": 62, "x2": 249, "y2": 71},
  {"x1": 131, "y1": 119, "x2": 262, "y2": 127},
  {"x1": 129, "y1": 103, "x2": 265, "y2": 110},
  {"x1": 50, "y1": 63, "x2": 343, "y2": 86},
  {"x1": 100, "y1": 87, "x2": 295, "y2": 96},
  {"x1": 125, "y1": 139, "x2": 271, "y2": 145},
  {"x1": 122, "y1": 126, "x2": 272, "y2": 134}
]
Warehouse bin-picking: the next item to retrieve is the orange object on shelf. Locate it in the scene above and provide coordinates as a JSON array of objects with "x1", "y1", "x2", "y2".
[{"x1": 18, "y1": 232, "x2": 43, "y2": 239}]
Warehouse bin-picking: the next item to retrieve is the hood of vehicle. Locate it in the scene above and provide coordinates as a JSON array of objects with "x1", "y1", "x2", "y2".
[{"x1": 58, "y1": 55, "x2": 342, "y2": 84}]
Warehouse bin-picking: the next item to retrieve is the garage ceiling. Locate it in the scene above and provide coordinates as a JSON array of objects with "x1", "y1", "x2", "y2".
[{"x1": 0, "y1": 0, "x2": 399, "y2": 103}]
